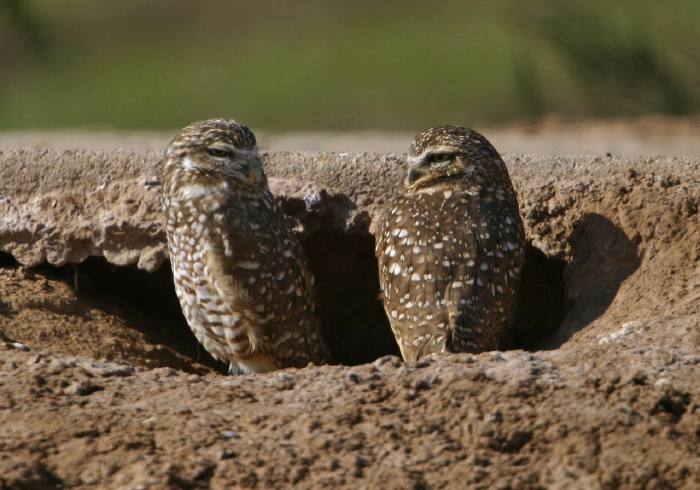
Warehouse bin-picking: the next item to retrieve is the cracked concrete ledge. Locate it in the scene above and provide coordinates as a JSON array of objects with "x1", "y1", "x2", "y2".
[{"x1": 1, "y1": 147, "x2": 698, "y2": 272}]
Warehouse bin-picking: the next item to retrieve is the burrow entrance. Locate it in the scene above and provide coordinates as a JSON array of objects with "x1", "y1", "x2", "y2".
[
  {"x1": 1, "y1": 236, "x2": 566, "y2": 371},
  {"x1": 0, "y1": 251, "x2": 19, "y2": 267}
]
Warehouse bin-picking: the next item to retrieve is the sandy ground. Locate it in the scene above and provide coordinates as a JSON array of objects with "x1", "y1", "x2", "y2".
[{"x1": 1, "y1": 118, "x2": 699, "y2": 489}]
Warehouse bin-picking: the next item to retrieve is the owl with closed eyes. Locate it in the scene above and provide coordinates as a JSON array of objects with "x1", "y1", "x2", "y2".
[{"x1": 161, "y1": 118, "x2": 330, "y2": 373}]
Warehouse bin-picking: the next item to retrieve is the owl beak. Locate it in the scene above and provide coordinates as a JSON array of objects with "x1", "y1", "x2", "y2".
[
  {"x1": 246, "y1": 163, "x2": 258, "y2": 182},
  {"x1": 243, "y1": 157, "x2": 264, "y2": 183},
  {"x1": 406, "y1": 155, "x2": 428, "y2": 186},
  {"x1": 406, "y1": 165, "x2": 423, "y2": 185}
]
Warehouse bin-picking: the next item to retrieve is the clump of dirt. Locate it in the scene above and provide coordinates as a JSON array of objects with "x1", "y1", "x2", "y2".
[{"x1": 1, "y1": 141, "x2": 699, "y2": 488}]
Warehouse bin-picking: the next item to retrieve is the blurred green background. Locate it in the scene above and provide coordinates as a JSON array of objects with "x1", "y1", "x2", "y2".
[{"x1": 1, "y1": 0, "x2": 699, "y2": 131}]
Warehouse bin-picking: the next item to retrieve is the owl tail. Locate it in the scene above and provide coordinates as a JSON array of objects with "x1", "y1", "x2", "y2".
[{"x1": 224, "y1": 315, "x2": 277, "y2": 373}]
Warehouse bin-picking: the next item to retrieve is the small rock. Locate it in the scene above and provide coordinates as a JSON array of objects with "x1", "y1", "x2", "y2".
[
  {"x1": 276, "y1": 372, "x2": 296, "y2": 390},
  {"x1": 4, "y1": 342, "x2": 29, "y2": 351},
  {"x1": 373, "y1": 355, "x2": 401, "y2": 367},
  {"x1": 219, "y1": 449, "x2": 237, "y2": 460},
  {"x1": 66, "y1": 379, "x2": 103, "y2": 396},
  {"x1": 490, "y1": 353, "x2": 505, "y2": 362},
  {"x1": 80, "y1": 360, "x2": 134, "y2": 378}
]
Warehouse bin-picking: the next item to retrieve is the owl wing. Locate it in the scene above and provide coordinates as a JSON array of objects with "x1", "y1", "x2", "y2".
[
  {"x1": 198, "y1": 209, "x2": 277, "y2": 366},
  {"x1": 445, "y1": 194, "x2": 523, "y2": 352},
  {"x1": 210, "y1": 201, "x2": 326, "y2": 368},
  {"x1": 376, "y1": 193, "x2": 460, "y2": 360}
]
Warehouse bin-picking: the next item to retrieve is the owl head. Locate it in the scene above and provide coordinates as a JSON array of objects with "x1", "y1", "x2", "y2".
[
  {"x1": 163, "y1": 119, "x2": 265, "y2": 188},
  {"x1": 404, "y1": 125, "x2": 510, "y2": 193}
]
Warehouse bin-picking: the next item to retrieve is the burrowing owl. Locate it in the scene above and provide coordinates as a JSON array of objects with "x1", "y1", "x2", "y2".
[
  {"x1": 161, "y1": 119, "x2": 330, "y2": 373},
  {"x1": 375, "y1": 125, "x2": 525, "y2": 361}
]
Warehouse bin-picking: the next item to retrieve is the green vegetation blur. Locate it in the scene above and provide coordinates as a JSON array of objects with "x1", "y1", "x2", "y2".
[{"x1": 1, "y1": 0, "x2": 699, "y2": 130}]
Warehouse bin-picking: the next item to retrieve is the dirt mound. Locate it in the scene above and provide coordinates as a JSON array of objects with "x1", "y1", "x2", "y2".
[{"x1": 0, "y1": 144, "x2": 699, "y2": 488}]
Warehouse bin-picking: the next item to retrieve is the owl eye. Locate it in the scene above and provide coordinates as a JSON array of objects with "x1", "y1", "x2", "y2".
[
  {"x1": 429, "y1": 152, "x2": 452, "y2": 164},
  {"x1": 207, "y1": 147, "x2": 232, "y2": 158}
]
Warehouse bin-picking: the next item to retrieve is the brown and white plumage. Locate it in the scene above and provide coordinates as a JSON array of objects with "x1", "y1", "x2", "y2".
[
  {"x1": 161, "y1": 119, "x2": 329, "y2": 373},
  {"x1": 375, "y1": 125, "x2": 525, "y2": 361}
]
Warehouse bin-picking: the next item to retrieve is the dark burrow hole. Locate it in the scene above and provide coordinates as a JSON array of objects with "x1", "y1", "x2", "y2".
[
  {"x1": 510, "y1": 245, "x2": 567, "y2": 351},
  {"x1": 0, "y1": 252, "x2": 20, "y2": 322},
  {"x1": 0, "y1": 251, "x2": 19, "y2": 267},
  {"x1": 5, "y1": 238, "x2": 566, "y2": 370}
]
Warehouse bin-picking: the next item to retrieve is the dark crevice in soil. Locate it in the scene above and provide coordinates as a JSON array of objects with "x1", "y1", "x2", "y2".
[
  {"x1": 0, "y1": 252, "x2": 20, "y2": 319},
  {"x1": 512, "y1": 244, "x2": 567, "y2": 351},
  {"x1": 72, "y1": 257, "x2": 226, "y2": 373},
  {"x1": 0, "y1": 250, "x2": 19, "y2": 267},
  {"x1": 20, "y1": 259, "x2": 224, "y2": 373},
  {"x1": 302, "y1": 233, "x2": 400, "y2": 365}
]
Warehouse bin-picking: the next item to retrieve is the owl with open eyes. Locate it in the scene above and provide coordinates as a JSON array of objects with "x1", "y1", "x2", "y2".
[
  {"x1": 375, "y1": 125, "x2": 525, "y2": 361},
  {"x1": 161, "y1": 118, "x2": 330, "y2": 374}
]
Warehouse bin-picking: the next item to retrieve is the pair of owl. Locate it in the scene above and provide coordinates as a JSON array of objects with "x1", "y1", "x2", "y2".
[{"x1": 161, "y1": 119, "x2": 525, "y2": 374}]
